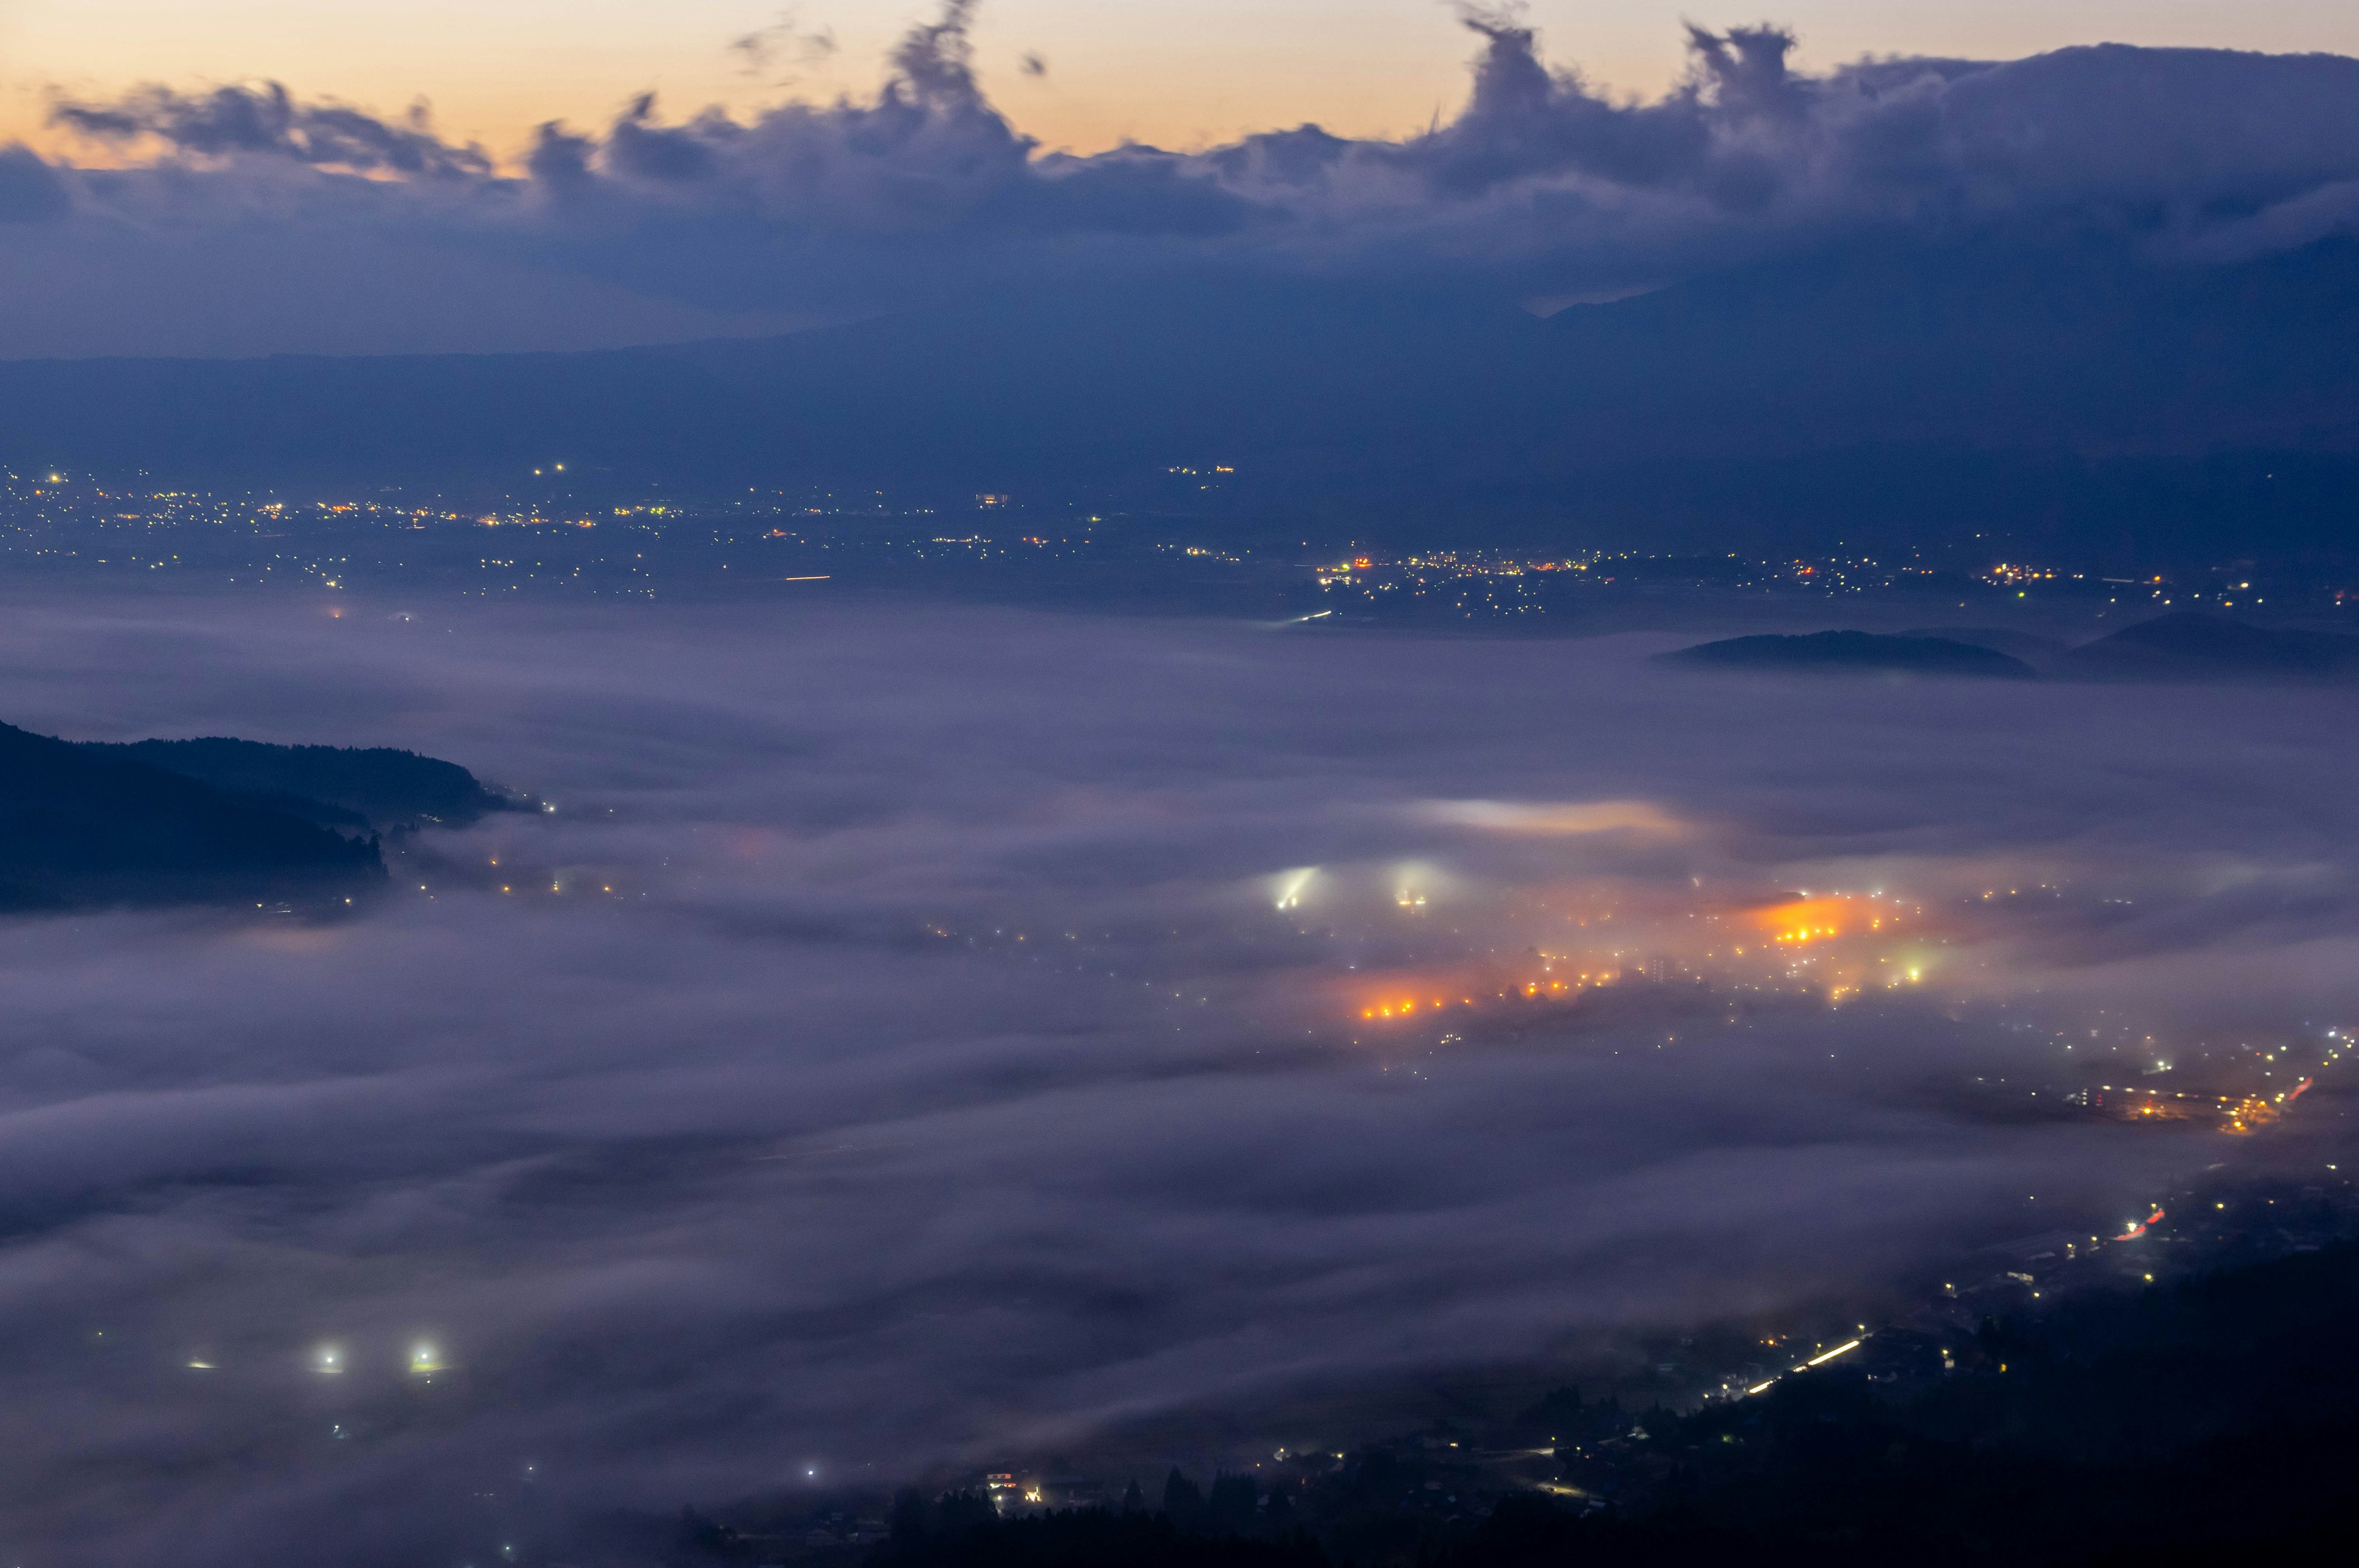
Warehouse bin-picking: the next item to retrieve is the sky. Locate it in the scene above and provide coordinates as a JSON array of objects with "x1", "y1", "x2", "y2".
[
  {"x1": 5, "y1": 2, "x2": 2359, "y2": 356},
  {"x1": 9, "y1": 2, "x2": 2359, "y2": 162},
  {"x1": 0, "y1": 580, "x2": 2353, "y2": 1562}
]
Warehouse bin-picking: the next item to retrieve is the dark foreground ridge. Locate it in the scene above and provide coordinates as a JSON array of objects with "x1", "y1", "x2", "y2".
[
  {"x1": 75, "y1": 735, "x2": 515, "y2": 830},
  {"x1": 651, "y1": 1238, "x2": 2359, "y2": 1568},
  {"x1": 1657, "y1": 630, "x2": 2038, "y2": 679}
]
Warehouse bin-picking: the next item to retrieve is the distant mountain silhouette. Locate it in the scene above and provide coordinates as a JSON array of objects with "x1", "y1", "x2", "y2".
[
  {"x1": 2054, "y1": 612, "x2": 2359, "y2": 681},
  {"x1": 1658, "y1": 630, "x2": 2038, "y2": 679},
  {"x1": 4, "y1": 237, "x2": 2358, "y2": 556},
  {"x1": 0, "y1": 722, "x2": 383, "y2": 910},
  {"x1": 76, "y1": 736, "x2": 513, "y2": 830}
]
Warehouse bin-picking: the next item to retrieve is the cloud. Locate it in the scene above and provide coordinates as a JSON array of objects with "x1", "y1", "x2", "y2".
[
  {"x1": 730, "y1": 8, "x2": 841, "y2": 85},
  {"x1": 49, "y1": 82, "x2": 490, "y2": 177},
  {"x1": 12, "y1": 6, "x2": 2359, "y2": 353},
  {"x1": 0, "y1": 590, "x2": 2351, "y2": 1561},
  {"x1": 0, "y1": 144, "x2": 71, "y2": 224}
]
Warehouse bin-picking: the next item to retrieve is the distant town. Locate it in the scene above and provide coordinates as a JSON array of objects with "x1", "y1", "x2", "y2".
[{"x1": 4, "y1": 469, "x2": 2348, "y2": 629}]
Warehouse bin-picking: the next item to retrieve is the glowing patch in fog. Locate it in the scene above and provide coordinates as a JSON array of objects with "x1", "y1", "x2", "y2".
[
  {"x1": 1415, "y1": 799, "x2": 1685, "y2": 837},
  {"x1": 1271, "y1": 867, "x2": 1318, "y2": 910}
]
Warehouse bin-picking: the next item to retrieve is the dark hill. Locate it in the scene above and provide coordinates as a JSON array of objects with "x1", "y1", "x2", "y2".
[
  {"x1": 839, "y1": 1242, "x2": 2359, "y2": 1568},
  {"x1": 0, "y1": 722, "x2": 383, "y2": 910},
  {"x1": 2054, "y1": 612, "x2": 2359, "y2": 681},
  {"x1": 1658, "y1": 630, "x2": 2038, "y2": 679},
  {"x1": 76, "y1": 736, "x2": 512, "y2": 830}
]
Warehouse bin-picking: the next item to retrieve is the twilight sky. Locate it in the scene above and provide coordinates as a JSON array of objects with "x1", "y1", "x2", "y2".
[
  {"x1": 7, "y1": 2, "x2": 2359, "y2": 356},
  {"x1": 9, "y1": 2, "x2": 2359, "y2": 160}
]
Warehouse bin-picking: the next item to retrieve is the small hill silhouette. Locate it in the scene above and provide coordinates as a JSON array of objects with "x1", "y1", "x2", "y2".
[
  {"x1": 2056, "y1": 612, "x2": 2359, "y2": 681},
  {"x1": 1658, "y1": 630, "x2": 2036, "y2": 679}
]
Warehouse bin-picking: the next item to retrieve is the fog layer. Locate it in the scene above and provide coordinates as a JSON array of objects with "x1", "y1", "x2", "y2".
[{"x1": 0, "y1": 589, "x2": 2350, "y2": 1563}]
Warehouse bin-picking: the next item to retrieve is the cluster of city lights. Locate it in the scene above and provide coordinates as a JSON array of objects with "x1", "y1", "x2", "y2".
[{"x1": 1334, "y1": 886, "x2": 1937, "y2": 1029}]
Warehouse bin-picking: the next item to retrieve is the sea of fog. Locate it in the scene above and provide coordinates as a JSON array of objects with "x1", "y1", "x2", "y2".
[{"x1": 0, "y1": 587, "x2": 2353, "y2": 1564}]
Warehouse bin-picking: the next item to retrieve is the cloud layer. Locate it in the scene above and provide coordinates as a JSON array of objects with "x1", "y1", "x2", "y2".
[
  {"x1": 0, "y1": 585, "x2": 2352, "y2": 1562},
  {"x1": 9, "y1": 4, "x2": 2359, "y2": 353}
]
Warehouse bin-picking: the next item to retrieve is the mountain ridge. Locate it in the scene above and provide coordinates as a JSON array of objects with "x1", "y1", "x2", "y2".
[{"x1": 5, "y1": 238, "x2": 2358, "y2": 556}]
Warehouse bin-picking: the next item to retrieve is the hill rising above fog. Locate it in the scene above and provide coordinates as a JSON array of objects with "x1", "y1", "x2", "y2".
[
  {"x1": 4, "y1": 238, "x2": 2358, "y2": 555},
  {"x1": 1659, "y1": 631, "x2": 2038, "y2": 679},
  {"x1": 0, "y1": 723, "x2": 384, "y2": 910},
  {"x1": 0, "y1": 729, "x2": 509, "y2": 910},
  {"x1": 2054, "y1": 611, "x2": 2359, "y2": 681},
  {"x1": 1661, "y1": 615, "x2": 2359, "y2": 684},
  {"x1": 75, "y1": 736, "x2": 516, "y2": 830}
]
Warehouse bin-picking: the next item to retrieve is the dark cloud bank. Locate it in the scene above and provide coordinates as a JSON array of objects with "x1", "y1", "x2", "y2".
[
  {"x1": 0, "y1": 584, "x2": 2354, "y2": 1562},
  {"x1": 7, "y1": 2, "x2": 2359, "y2": 354}
]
